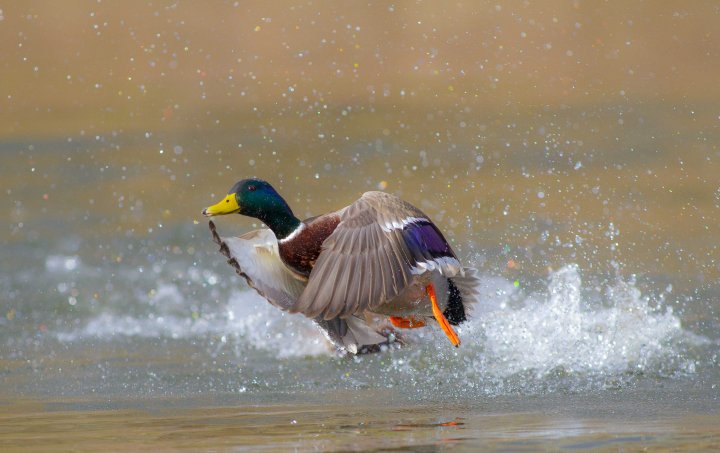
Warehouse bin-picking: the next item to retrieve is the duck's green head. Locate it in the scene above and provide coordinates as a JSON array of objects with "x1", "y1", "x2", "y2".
[{"x1": 202, "y1": 178, "x2": 295, "y2": 222}]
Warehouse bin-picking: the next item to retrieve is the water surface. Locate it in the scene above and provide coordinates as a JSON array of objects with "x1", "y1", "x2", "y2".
[{"x1": 2, "y1": 2, "x2": 720, "y2": 451}]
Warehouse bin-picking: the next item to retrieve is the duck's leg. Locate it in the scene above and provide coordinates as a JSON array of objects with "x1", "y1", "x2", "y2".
[
  {"x1": 426, "y1": 284, "x2": 461, "y2": 347},
  {"x1": 389, "y1": 316, "x2": 426, "y2": 328}
]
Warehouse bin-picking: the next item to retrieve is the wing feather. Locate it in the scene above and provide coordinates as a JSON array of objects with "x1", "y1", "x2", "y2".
[
  {"x1": 208, "y1": 221, "x2": 396, "y2": 353},
  {"x1": 291, "y1": 191, "x2": 463, "y2": 320},
  {"x1": 208, "y1": 221, "x2": 305, "y2": 310},
  {"x1": 377, "y1": 238, "x2": 395, "y2": 299},
  {"x1": 345, "y1": 257, "x2": 362, "y2": 316},
  {"x1": 325, "y1": 257, "x2": 353, "y2": 319},
  {"x1": 361, "y1": 250, "x2": 374, "y2": 308}
]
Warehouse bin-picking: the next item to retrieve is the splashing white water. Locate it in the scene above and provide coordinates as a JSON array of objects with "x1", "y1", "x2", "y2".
[
  {"x1": 57, "y1": 264, "x2": 699, "y2": 379},
  {"x1": 465, "y1": 264, "x2": 688, "y2": 378},
  {"x1": 221, "y1": 289, "x2": 330, "y2": 358},
  {"x1": 45, "y1": 254, "x2": 82, "y2": 272},
  {"x1": 57, "y1": 288, "x2": 330, "y2": 358}
]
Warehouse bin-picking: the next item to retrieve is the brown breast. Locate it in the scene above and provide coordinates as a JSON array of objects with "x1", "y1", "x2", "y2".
[{"x1": 278, "y1": 214, "x2": 341, "y2": 277}]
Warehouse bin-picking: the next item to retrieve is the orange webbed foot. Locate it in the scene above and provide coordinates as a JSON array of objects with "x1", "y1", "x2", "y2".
[{"x1": 389, "y1": 316, "x2": 426, "y2": 329}]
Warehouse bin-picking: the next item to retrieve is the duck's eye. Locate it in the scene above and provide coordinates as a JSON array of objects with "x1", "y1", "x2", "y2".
[{"x1": 247, "y1": 185, "x2": 256, "y2": 191}]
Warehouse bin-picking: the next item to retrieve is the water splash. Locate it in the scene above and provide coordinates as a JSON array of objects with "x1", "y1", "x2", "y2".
[
  {"x1": 466, "y1": 264, "x2": 691, "y2": 378},
  {"x1": 45, "y1": 254, "x2": 82, "y2": 272},
  {"x1": 57, "y1": 288, "x2": 330, "y2": 358},
  {"x1": 54, "y1": 264, "x2": 704, "y2": 394}
]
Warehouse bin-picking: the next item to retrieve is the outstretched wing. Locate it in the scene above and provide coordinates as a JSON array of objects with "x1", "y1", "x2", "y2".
[
  {"x1": 291, "y1": 191, "x2": 463, "y2": 320},
  {"x1": 209, "y1": 221, "x2": 305, "y2": 311},
  {"x1": 209, "y1": 221, "x2": 395, "y2": 353}
]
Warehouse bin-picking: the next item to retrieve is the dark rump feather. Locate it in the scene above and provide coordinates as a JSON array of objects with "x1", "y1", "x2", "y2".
[{"x1": 443, "y1": 279, "x2": 466, "y2": 325}]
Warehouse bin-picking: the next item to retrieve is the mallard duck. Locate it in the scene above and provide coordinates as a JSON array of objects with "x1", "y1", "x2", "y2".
[{"x1": 202, "y1": 178, "x2": 481, "y2": 354}]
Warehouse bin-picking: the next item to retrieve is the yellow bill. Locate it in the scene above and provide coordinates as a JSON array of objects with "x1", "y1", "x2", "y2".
[{"x1": 202, "y1": 194, "x2": 240, "y2": 217}]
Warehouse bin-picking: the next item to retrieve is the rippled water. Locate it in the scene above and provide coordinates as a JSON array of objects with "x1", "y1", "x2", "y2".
[
  {"x1": 3, "y1": 2, "x2": 720, "y2": 450},
  {"x1": 36, "y1": 255, "x2": 705, "y2": 393},
  {"x1": 3, "y1": 211, "x2": 719, "y2": 450},
  {"x1": 3, "y1": 135, "x2": 720, "y2": 450},
  {"x1": 3, "y1": 140, "x2": 720, "y2": 453}
]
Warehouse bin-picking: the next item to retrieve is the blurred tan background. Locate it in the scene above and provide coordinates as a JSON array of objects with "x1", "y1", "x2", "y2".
[
  {"x1": 3, "y1": 1, "x2": 720, "y2": 133},
  {"x1": 2, "y1": 1, "x2": 719, "y2": 286}
]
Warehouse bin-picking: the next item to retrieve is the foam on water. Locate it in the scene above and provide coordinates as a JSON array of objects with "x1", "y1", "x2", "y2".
[
  {"x1": 57, "y1": 286, "x2": 330, "y2": 358},
  {"x1": 45, "y1": 254, "x2": 82, "y2": 273},
  {"x1": 55, "y1": 263, "x2": 703, "y2": 390},
  {"x1": 463, "y1": 265, "x2": 698, "y2": 378}
]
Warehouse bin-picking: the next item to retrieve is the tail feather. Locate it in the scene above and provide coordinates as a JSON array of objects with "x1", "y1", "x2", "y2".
[
  {"x1": 446, "y1": 267, "x2": 482, "y2": 324},
  {"x1": 443, "y1": 279, "x2": 466, "y2": 325}
]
